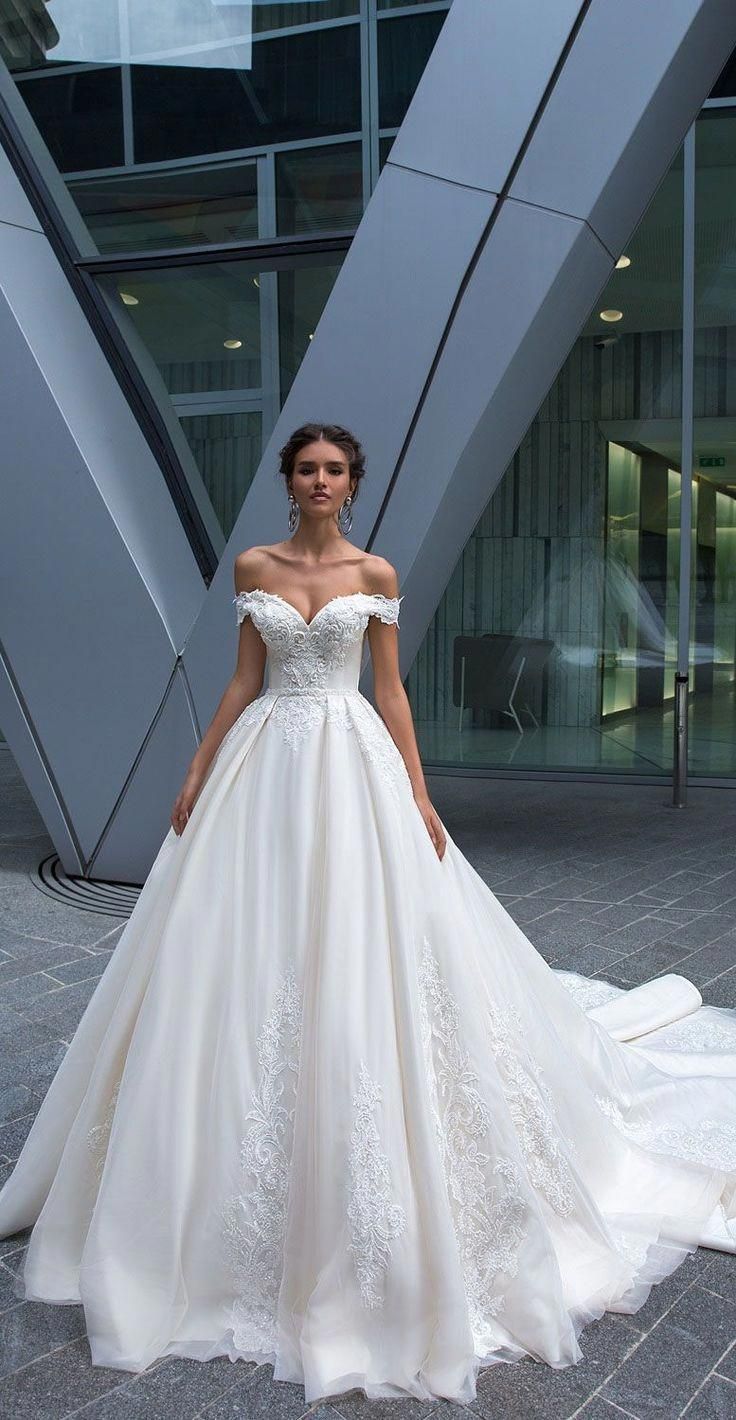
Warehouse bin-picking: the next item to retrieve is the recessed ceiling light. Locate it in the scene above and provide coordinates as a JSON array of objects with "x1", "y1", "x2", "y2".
[
  {"x1": 600, "y1": 309, "x2": 623, "y2": 322},
  {"x1": 223, "y1": 338, "x2": 242, "y2": 349},
  {"x1": 615, "y1": 255, "x2": 631, "y2": 269},
  {"x1": 120, "y1": 292, "x2": 139, "y2": 305},
  {"x1": 308, "y1": 332, "x2": 314, "y2": 340}
]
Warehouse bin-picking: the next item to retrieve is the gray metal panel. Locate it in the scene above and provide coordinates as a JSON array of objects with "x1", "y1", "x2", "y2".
[
  {"x1": 91, "y1": 669, "x2": 199, "y2": 884},
  {"x1": 0, "y1": 222, "x2": 203, "y2": 641},
  {"x1": 511, "y1": 0, "x2": 736, "y2": 256},
  {"x1": 388, "y1": 0, "x2": 581, "y2": 193},
  {"x1": 0, "y1": 658, "x2": 79, "y2": 868},
  {"x1": 0, "y1": 180, "x2": 204, "y2": 867},
  {"x1": 0, "y1": 146, "x2": 41, "y2": 232}
]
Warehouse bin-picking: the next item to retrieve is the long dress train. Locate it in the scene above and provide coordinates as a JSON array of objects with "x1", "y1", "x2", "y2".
[{"x1": 0, "y1": 587, "x2": 734, "y2": 1407}]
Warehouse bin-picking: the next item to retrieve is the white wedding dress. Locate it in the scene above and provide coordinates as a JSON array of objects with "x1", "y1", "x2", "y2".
[{"x1": 1, "y1": 588, "x2": 735, "y2": 1407}]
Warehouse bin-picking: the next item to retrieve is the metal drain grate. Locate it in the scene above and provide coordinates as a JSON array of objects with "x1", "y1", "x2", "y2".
[{"x1": 34, "y1": 854, "x2": 141, "y2": 918}]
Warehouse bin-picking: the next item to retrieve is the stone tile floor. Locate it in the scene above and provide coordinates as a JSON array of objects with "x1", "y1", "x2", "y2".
[{"x1": 0, "y1": 750, "x2": 735, "y2": 1418}]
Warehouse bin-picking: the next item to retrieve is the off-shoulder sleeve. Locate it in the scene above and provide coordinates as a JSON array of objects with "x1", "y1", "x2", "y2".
[
  {"x1": 233, "y1": 591, "x2": 253, "y2": 625},
  {"x1": 369, "y1": 593, "x2": 404, "y2": 625}
]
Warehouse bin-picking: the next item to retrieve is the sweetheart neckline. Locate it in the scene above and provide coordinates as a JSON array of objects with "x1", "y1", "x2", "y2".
[{"x1": 236, "y1": 587, "x2": 399, "y2": 631}]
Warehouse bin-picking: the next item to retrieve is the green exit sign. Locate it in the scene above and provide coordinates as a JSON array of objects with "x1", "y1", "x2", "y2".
[{"x1": 699, "y1": 455, "x2": 726, "y2": 467}]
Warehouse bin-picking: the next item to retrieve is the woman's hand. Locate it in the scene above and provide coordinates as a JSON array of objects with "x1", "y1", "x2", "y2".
[
  {"x1": 171, "y1": 769, "x2": 204, "y2": 836},
  {"x1": 414, "y1": 792, "x2": 447, "y2": 861}
]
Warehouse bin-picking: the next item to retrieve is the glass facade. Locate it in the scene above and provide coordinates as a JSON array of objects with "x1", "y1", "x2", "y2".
[
  {"x1": 692, "y1": 109, "x2": 736, "y2": 776},
  {"x1": 407, "y1": 100, "x2": 736, "y2": 782},
  {"x1": 2, "y1": 1, "x2": 450, "y2": 547},
  {"x1": 2, "y1": 10, "x2": 736, "y2": 784}
]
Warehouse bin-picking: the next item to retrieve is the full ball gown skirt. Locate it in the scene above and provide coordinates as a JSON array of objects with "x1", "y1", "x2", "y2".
[{"x1": 1, "y1": 588, "x2": 735, "y2": 1407}]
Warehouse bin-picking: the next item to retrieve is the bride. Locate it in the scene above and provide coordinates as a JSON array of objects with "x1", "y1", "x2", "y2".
[{"x1": 0, "y1": 420, "x2": 735, "y2": 1408}]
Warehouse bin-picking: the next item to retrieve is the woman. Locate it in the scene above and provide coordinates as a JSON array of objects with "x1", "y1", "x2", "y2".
[{"x1": 0, "y1": 421, "x2": 734, "y2": 1409}]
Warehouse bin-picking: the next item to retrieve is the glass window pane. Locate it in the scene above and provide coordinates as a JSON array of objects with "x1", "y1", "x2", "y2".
[
  {"x1": 68, "y1": 162, "x2": 259, "y2": 254},
  {"x1": 98, "y1": 263, "x2": 263, "y2": 395},
  {"x1": 407, "y1": 153, "x2": 684, "y2": 777},
  {"x1": 276, "y1": 143, "x2": 363, "y2": 234},
  {"x1": 278, "y1": 262, "x2": 343, "y2": 400},
  {"x1": 17, "y1": 67, "x2": 124, "y2": 172},
  {"x1": 379, "y1": 0, "x2": 449, "y2": 8},
  {"x1": 378, "y1": 11, "x2": 446, "y2": 128},
  {"x1": 378, "y1": 134, "x2": 394, "y2": 170},
  {"x1": 708, "y1": 44, "x2": 736, "y2": 99},
  {"x1": 691, "y1": 110, "x2": 736, "y2": 775},
  {"x1": 132, "y1": 24, "x2": 361, "y2": 164},
  {"x1": 253, "y1": 1, "x2": 358, "y2": 31},
  {"x1": 96, "y1": 253, "x2": 343, "y2": 542},
  {"x1": 180, "y1": 410, "x2": 262, "y2": 540}
]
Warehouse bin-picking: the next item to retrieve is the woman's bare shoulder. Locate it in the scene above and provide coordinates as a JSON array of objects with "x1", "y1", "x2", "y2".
[
  {"x1": 233, "y1": 544, "x2": 286, "y2": 591},
  {"x1": 360, "y1": 553, "x2": 400, "y2": 599}
]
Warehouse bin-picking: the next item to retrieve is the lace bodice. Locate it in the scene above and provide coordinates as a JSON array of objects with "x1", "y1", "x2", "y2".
[{"x1": 233, "y1": 588, "x2": 403, "y2": 693}]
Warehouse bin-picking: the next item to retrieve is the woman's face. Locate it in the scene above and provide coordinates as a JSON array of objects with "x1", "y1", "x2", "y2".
[{"x1": 289, "y1": 440, "x2": 354, "y2": 518}]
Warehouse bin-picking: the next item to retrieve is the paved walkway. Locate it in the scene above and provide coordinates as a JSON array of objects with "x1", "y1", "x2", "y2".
[{"x1": 0, "y1": 750, "x2": 734, "y2": 1419}]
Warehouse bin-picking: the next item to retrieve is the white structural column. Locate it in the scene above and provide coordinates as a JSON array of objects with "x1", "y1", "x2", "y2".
[{"x1": 1, "y1": 0, "x2": 735, "y2": 879}]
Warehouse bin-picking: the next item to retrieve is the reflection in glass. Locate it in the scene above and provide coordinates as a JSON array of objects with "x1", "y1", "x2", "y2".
[
  {"x1": 5, "y1": 0, "x2": 251, "y2": 68},
  {"x1": 0, "y1": 3, "x2": 118, "y2": 71},
  {"x1": 96, "y1": 253, "x2": 342, "y2": 537},
  {"x1": 125, "y1": 0, "x2": 252, "y2": 67},
  {"x1": 407, "y1": 151, "x2": 685, "y2": 776},
  {"x1": 278, "y1": 261, "x2": 343, "y2": 400},
  {"x1": 181, "y1": 411, "x2": 262, "y2": 540},
  {"x1": 377, "y1": 10, "x2": 447, "y2": 128},
  {"x1": 708, "y1": 42, "x2": 736, "y2": 99},
  {"x1": 276, "y1": 144, "x2": 362, "y2": 234},
  {"x1": 132, "y1": 24, "x2": 361, "y2": 163},
  {"x1": 253, "y1": 1, "x2": 358, "y2": 30},
  {"x1": 690, "y1": 111, "x2": 736, "y2": 774},
  {"x1": 19, "y1": 67, "x2": 124, "y2": 172},
  {"x1": 98, "y1": 263, "x2": 262, "y2": 395},
  {"x1": 602, "y1": 447, "x2": 680, "y2": 726},
  {"x1": 378, "y1": 134, "x2": 395, "y2": 171},
  {"x1": 68, "y1": 163, "x2": 258, "y2": 254}
]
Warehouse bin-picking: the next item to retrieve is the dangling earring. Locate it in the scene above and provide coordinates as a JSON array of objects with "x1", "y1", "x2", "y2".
[
  {"x1": 338, "y1": 494, "x2": 353, "y2": 536},
  {"x1": 287, "y1": 493, "x2": 300, "y2": 533}
]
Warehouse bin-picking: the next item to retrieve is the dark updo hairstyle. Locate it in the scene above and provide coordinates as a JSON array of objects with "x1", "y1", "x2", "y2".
[{"x1": 277, "y1": 422, "x2": 366, "y2": 503}]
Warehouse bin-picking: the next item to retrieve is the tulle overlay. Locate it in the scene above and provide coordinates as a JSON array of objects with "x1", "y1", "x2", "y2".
[{"x1": 1, "y1": 588, "x2": 735, "y2": 1407}]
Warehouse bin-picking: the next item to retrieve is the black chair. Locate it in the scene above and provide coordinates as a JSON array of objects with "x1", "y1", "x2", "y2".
[{"x1": 452, "y1": 633, "x2": 556, "y2": 733}]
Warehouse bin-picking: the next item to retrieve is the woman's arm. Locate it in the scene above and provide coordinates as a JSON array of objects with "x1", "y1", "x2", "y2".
[
  {"x1": 170, "y1": 553, "x2": 267, "y2": 835},
  {"x1": 367, "y1": 560, "x2": 447, "y2": 861}
]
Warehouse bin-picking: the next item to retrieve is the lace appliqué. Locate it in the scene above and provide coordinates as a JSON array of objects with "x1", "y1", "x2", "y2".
[
  {"x1": 229, "y1": 592, "x2": 411, "y2": 786},
  {"x1": 417, "y1": 936, "x2": 527, "y2": 1335},
  {"x1": 347, "y1": 1060, "x2": 406, "y2": 1309},
  {"x1": 233, "y1": 590, "x2": 402, "y2": 693},
  {"x1": 643, "y1": 1012, "x2": 736, "y2": 1054},
  {"x1": 595, "y1": 1095, "x2": 736, "y2": 1171},
  {"x1": 554, "y1": 972, "x2": 622, "y2": 1012},
  {"x1": 87, "y1": 1081, "x2": 120, "y2": 1183},
  {"x1": 268, "y1": 690, "x2": 357, "y2": 752},
  {"x1": 607, "y1": 1223, "x2": 651, "y2": 1272},
  {"x1": 485, "y1": 997, "x2": 577, "y2": 1217},
  {"x1": 351, "y1": 700, "x2": 414, "y2": 802},
  {"x1": 216, "y1": 695, "x2": 273, "y2": 758},
  {"x1": 221, "y1": 968, "x2": 303, "y2": 1355}
]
